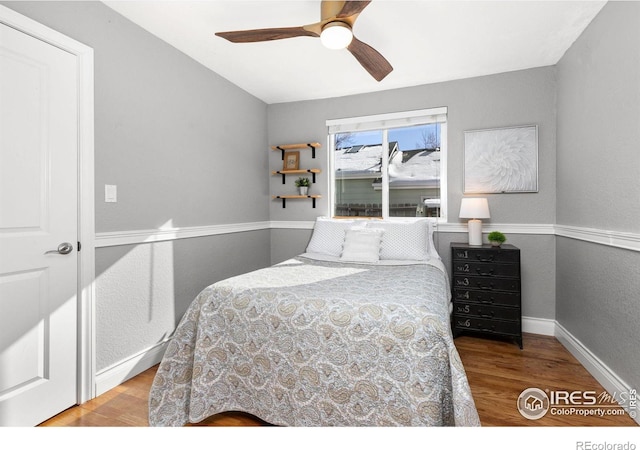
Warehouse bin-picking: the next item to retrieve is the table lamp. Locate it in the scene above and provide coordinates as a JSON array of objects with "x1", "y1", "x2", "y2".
[{"x1": 459, "y1": 197, "x2": 490, "y2": 246}]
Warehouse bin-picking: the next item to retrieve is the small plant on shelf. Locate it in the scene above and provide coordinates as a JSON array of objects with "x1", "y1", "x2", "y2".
[
  {"x1": 487, "y1": 231, "x2": 506, "y2": 247},
  {"x1": 295, "y1": 177, "x2": 310, "y2": 195}
]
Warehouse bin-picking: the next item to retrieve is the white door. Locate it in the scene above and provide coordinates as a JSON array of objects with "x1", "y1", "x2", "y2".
[{"x1": 0, "y1": 22, "x2": 79, "y2": 426}]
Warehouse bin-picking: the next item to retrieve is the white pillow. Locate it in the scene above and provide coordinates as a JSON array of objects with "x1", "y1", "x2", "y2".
[
  {"x1": 306, "y1": 217, "x2": 363, "y2": 257},
  {"x1": 340, "y1": 228, "x2": 384, "y2": 263},
  {"x1": 426, "y1": 220, "x2": 441, "y2": 260},
  {"x1": 365, "y1": 219, "x2": 430, "y2": 261}
]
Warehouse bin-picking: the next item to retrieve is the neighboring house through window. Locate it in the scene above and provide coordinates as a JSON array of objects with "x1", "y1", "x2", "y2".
[{"x1": 327, "y1": 107, "x2": 447, "y2": 220}]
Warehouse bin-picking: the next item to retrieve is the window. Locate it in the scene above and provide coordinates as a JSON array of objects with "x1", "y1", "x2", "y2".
[{"x1": 327, "y1": 107, "x2": 447, "y2": 220}]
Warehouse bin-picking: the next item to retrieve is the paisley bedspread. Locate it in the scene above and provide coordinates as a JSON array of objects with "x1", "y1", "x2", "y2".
[{"x1": 148, "y1": 255, "x2": 480, "y2": 426}]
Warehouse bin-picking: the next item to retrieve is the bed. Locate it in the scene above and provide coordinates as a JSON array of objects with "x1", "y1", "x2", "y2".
[{"x1": 148, "y1": 218, "x2": 480, "y2": 426}]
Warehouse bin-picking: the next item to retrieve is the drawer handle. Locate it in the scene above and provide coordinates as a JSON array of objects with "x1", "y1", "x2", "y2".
[
  {"x1": 476, "y1": 255, "x2": 495, "y2": 262},
  {"x1": 480, "y1": 312, "x2": 495, "y2": 318},
  {"x1": 478, "y1": 283, "x2": 494, "y2": 290},
  {"x1": 476, "y1": 268, "x2": 495, "y2": 276}
]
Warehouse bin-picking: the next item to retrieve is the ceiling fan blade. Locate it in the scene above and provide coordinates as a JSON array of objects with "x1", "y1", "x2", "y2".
[
  {"x1": 216, "y1": 26, "x2": 318, "y2": 43},
  {"x1": 347, "y1": 36, "x2": 393, "y2": 81},
  {"x1": 337, "y1": 0, "x2": 372, "y2": 18}
]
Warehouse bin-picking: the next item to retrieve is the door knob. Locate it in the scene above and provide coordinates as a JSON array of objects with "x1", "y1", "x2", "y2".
[{"x1": 44, "y1": 242, "x2": 74, "y2": 255}]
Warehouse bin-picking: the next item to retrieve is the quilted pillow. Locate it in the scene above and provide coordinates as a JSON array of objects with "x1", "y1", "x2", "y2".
[
  {"x1": 426, "y1": 220, "x2": 440, "y2": 260},
  {"x1": 306, "y1": 217, "x2": 363, "y2": 257},
  {"x1": 340, "y1": 228, "x2": 384, "y2": 263},
  {"x1": 365, "y1": 219, "x2": 430, "y2": 261}
]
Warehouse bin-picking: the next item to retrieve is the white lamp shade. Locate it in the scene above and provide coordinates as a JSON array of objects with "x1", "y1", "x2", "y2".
[
  {"x1": 459, "y1": 197, "x2": 490, "y2": 219},
  {"x1": 320, "y1": 22, "x2": 353, "y2": 49}
]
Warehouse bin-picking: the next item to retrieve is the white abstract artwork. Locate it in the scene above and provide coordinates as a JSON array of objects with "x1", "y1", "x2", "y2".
[{"x1": 464, "y1": 125, "x2": 538, "y2": 193}]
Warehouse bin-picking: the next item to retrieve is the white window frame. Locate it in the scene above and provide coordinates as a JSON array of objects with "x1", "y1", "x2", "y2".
[{"x1": 327, "y1": 107, "x2": 448, "y2": 222}]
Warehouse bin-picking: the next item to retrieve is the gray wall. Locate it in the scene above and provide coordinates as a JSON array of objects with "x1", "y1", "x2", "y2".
[
  {"x1": 2, "y1": 1, "x2": 271, "y2": 370},
  {"x1": 95, "y1": 230, "x2": 269, "y2": 369},
  {"x1": 268, "y1": 67, "x2": 558, "y2": 319},
  {"x1": 556, "y1": 1, "x2": 640, "y2": 392}
]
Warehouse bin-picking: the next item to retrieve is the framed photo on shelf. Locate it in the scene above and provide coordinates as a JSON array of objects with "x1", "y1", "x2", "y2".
[{"x1": 283, "y1": 151, "x2": 299, "y2": 171}]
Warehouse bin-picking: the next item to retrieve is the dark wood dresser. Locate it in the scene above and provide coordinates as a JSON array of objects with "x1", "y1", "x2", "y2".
[{"x1": 450, "y1": 242, "x2": 522, "y2": 348}]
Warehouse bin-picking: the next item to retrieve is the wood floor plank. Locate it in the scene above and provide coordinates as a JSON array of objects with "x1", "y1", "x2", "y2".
[
  {"x1": 39, "y1": 333, "x2": 637, "y2": 427},
  {"x1": 455, "y1": 334, "x2": 637, "y2": 427}
]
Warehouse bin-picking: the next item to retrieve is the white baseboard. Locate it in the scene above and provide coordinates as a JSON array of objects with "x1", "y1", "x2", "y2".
[
  {"x1": 95, "y1": 340, "x2": 169, "y2": 397},
  {"x1": 522, "y1": 316, "x2": 555, "y2": 336},
  {"x1": 525, "y1": 319, "x2": 638, "y2": 425},
  {"x1": 555, "y1": 322, "x2": 639, "y2": 425}
]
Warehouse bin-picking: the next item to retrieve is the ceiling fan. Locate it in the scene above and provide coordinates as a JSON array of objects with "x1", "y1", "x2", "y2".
[{"x1": 215, "y1": 0, "x2": 393, "y2": 82}]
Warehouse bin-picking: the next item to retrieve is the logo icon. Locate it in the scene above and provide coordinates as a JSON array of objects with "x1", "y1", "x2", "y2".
[{"x1": 518, "y1": 388, "x2": 550, "y2": 420}]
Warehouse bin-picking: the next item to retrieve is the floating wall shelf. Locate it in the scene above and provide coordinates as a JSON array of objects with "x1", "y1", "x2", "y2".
[
  {"x1": 271, "y1": 142, "x2": 320, "y2": 159},
  {"x1": 271, "y1": 169, "x2": 321, "y2": 184},
  {"x1": 272, "y1": 195, "x2": 322, "y2": 209}
]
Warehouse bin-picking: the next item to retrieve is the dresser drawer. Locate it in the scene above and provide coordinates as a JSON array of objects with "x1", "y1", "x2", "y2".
[
  {"x1": 452, "y1": 261, "x2": 519, "y2": 278},
  {"x1": 452, "y1": 275, "x2": 520, "y2": 292},
  {"x1": 452, "y1": 247, "x2": 519, "y2": 263},
  {"x1": 453, "y1": 316, "x2": 521, "y2": 336},
  {"x1": 450, "y1": 243, "x2": 522, "y2": 348},
  {"x1": 452, "y1": 289, "x2": 520, "y2": 307},
  {"x1": 454, "y1": 302, "x2": 520, "y2": 321}
]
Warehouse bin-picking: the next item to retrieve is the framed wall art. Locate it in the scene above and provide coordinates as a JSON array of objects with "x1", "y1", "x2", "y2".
[
  {"x1": 464, "y1": 125, "x2": 538, "y2": 193},
  {"x1": 283, "y1": 151, "x2": 299, "y2": 171}
]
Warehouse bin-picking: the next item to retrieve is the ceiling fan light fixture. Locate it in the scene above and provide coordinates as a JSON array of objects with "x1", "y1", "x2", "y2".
[
  {"x1": 320, "y1": 22, "x2": 353, "y2": 50},
  {"x1": 216, "y1": 1, "x2": 392, "y2": 81}
]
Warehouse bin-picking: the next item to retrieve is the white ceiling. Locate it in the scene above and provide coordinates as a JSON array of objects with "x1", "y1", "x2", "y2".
[{"x1": 102, "y1": 0, "x2": 606, "y2": 104}]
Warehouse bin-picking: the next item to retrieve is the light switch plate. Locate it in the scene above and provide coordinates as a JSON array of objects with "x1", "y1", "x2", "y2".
[{"x1": 105, "y1": 184, "x2": 117, "y2": 202}]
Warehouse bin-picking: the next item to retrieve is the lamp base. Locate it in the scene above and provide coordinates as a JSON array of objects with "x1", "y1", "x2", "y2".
[{"x1": 467, "y1": 219, "x2": 483, "y2": 246}]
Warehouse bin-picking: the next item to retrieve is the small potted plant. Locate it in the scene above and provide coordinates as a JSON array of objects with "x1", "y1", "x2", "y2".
[
  {"x1": 295, "y1": 177, "x2": 310, "y2": 195},
  {"x1": 487, "y1": 231, "x2": 506, "y2": 247}
]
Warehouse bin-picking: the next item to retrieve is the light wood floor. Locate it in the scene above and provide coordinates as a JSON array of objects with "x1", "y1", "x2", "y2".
[{"x1": 39, "y1": 333, "x2": 637, "y2": 427}]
